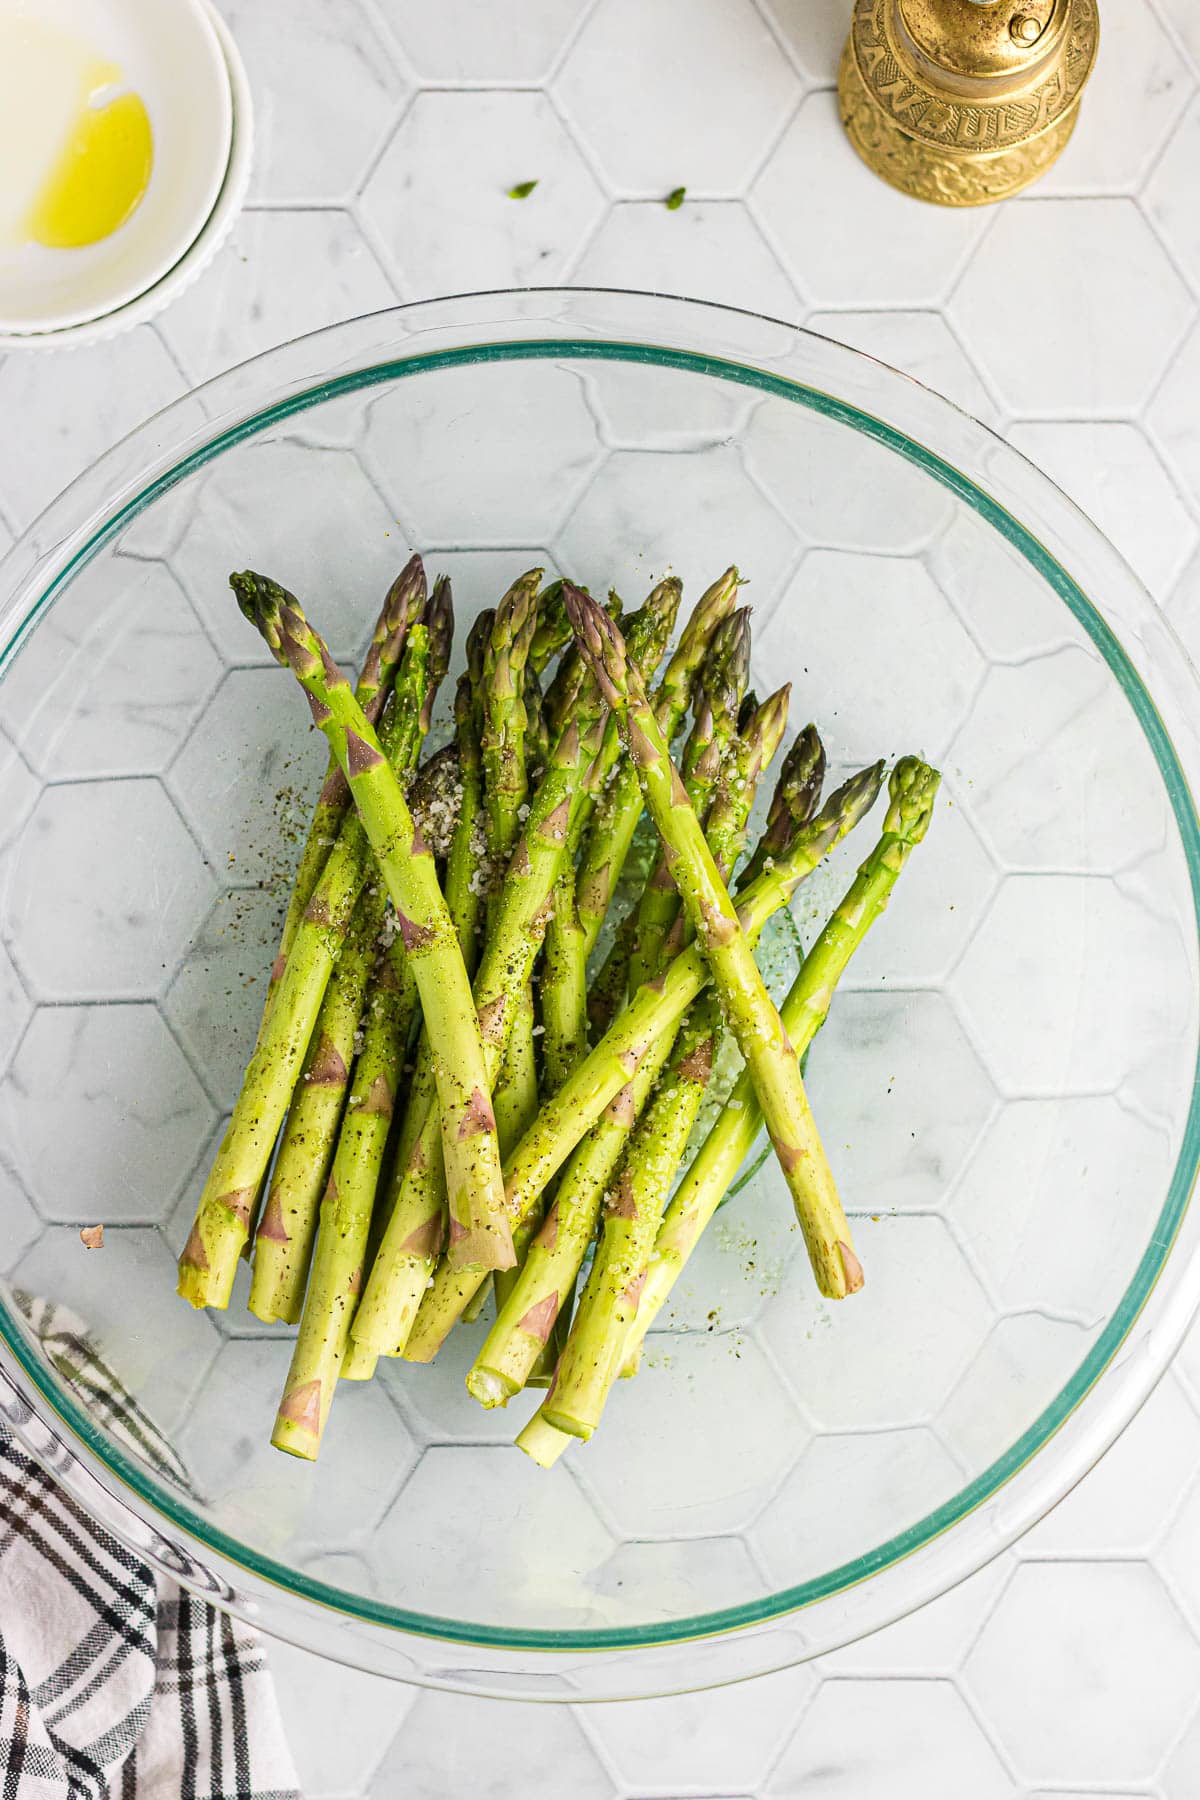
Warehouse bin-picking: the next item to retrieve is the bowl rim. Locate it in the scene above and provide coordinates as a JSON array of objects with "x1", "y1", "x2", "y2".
[{"x1": 2, "y1": 287, "x2": 1200, "y2": 1682}]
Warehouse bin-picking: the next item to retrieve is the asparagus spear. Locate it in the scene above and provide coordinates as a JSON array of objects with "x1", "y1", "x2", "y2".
[
  {"x1": 272, "y1": 950, "x2": 420, "y2": 1458},
  {"x1": 230, "y1": 572, "x2": 515, "y2": 1273},
  {"x1": 738, "y1": 722, "x2": 826, "y2": 891},
  {"x1": 247, "y1": 901, "x2": 376, "y2": 1323},
  {"x1": 480, "y1": 570, "x2": 541, "y2": 872},
  {"x1": 540, "y1": 865, "x2": 590, "y2": 1093},
  {"x1": 349, "y1": 668, "x2": 611, "y2": 1352},
  {"x1": 263, "y1": 554, "x2": 426, "y2": 1014},
  {"x1": 566, "y1": 579, "x2": 683, "y2": 856},
  {"x1": 621, "y1": 758, "x2": 940, "y2": 1375},
  {"x1": 576, "y1": 568, "x2": 738, "y2": 959},
  {"x1": 527, "y1": 578, "x2": 571, "y2": 676},
  {"x1": 177, "y1": 613, "x2": 440, "y2": 1310},
  {"x1": 466, "y1": 1022, "x2": 677, "y2": 1405},
  {"x1": 407, "y1": 756, "x2": 881, "y2": 1363},
  {"x1": 470, "y1": 693, "x2": 787, "y2": 1404},
  {"x1": 629, "y1": 609, "x2": 751, "y2": 991},
  {"x1": 563, "y1": 585, "x2": 862, "y2": 1301},
  {"x1": 543, "y1": 991, "x2": 720, "y2": 1439}
]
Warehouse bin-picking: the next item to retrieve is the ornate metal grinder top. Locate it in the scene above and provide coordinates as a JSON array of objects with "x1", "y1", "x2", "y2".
[{"x1": 838, "y1": 0, "x2": 1100, "y2": 206}]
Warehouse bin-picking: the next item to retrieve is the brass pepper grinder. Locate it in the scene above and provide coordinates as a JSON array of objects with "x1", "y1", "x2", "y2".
[{"x1": 838, "y1": 0, "x2": 1100, "y2": 206}]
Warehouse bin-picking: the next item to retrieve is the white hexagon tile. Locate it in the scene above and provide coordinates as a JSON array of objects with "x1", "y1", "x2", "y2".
[{"x1": 3, "y1": 0, "x2": 1200, "y2": 1793}]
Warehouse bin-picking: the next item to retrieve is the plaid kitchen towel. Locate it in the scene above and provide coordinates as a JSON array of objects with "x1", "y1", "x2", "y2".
[{"x1": 0, "y1": 1293, "x2": 300, "y2": 1800}]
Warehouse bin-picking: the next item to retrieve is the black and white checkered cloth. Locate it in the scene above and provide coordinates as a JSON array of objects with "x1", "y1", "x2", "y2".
[{"x1": 0, "y1": 1295, "x2": 300, "y2": 1800}]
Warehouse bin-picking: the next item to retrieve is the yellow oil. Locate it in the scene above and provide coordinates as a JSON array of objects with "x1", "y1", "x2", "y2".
[{"x1": 27, "y1": 88, "x2": 153, "y2": 248}]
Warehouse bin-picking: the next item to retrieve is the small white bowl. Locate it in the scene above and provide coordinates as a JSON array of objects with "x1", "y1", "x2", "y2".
[{"x1": 0, "y1": 0, "x2": 235, "y2": 337}]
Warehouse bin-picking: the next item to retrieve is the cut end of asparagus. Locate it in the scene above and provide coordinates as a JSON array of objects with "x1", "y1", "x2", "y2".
[
  {"x1": 839, "y1": 1240, "x2": 865, "y2": 1294},
  {"x1": 464, "y1": 1366, "x2": 516, "y2": 1408},
  {"x1": 540, "y1": 1402, "x2": 594, "y2": 1443},
  {"x1": 515, "y1": 1411, "x2": 574, "y2": 1468}
]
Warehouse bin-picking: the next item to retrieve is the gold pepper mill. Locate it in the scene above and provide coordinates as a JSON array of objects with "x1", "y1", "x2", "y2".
[{"x1": 838, "y1": 0, "x2": 1100, "y2": 206}]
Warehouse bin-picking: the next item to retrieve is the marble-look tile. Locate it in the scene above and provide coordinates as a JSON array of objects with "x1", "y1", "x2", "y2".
[
  {"x1": 938, "y1": 1314, "x2": 1094, "y2": 1473},
  {"x1": 1037, "y1": 0, "x2": 1192, "y2": 194},
  {"x1": 948, "y1": 647, "x2": 1172, "y2": 874},
  {"x1": 1006, "y1": 421, "x2": 1197, "y2": 599},
  {"x1": 572, "y1": 1334, "x2": 807, "y2": 1538},
  {"x1": 819, "y1": 1552, "x2": 1015, "y2": 1677},
  {"x1": 0, "y1": 328, "x2": 185, "y2": 531},
  {"x1": 1148, "y1": 318, "x2": 1200, "y2": 504},
  {"x1": 361, "y1": 91, "x2": 605, "y2": 293},
  {"x1": 1024, "y1": 1371, "x2": 1200, "y2": 1555},
  {"x1": 803, "y1": 989, "x2": 996, "y2": 1214},
  {"x1": 745, "y1": 398, "x2": 956, "y2": 554},
  {"x1": 158, "y1": 211, "x2": 396, "y2": 386},
  {"x1": 169, "y1": 667, "x2": 330, "y2": 875},
  {"x1": 12, "y1": 1225, "x2": 221, "y2": 1436},
  {"x1": 963, "y1": 1561, "x2": 1200, "y2": 1785},
  {"x1": 219, "y1": 0, "x2": 408, "y2": 205},
  {"x1": 572, "y1": 200, "x2": 802, "y2": 320},
  {"x1": 1156, "y1": 0, "x2": 1200, "y2": 73},
  {"x1": 582, "y1": 1663, "x2": 814, "y2": 1792},
  {"x1": 948, "y1": 199, "x2": 1195, "y2": 416},
  {"x1": 263, "y1": 1636, "x2": 413, "y2": 1800},
  {"x1": 806, "y1": 310, "x2": 1000, "y2": 426},
  {"x1": 2, "y1": 1005, "x2": 214, "y2": 1224},
  {"x1": 0, "y1": 560, "x2": 222, "y2": 781},
  {"x1": 378, "y1": 0, "x2": 591, "y2": 82},
  {"x1": 757, "y1": 0, "x2": 850, "y2": 82},
  {"x1": 5, "y1": 780, "x2": 214, "y2": 1002},
  {"x1": 555, "y1": 0, "x2": 800, "y2": 194},
  {"x1": 178, "y1": 1339, "x2": 416, "y2": 1550},
  {"x1": 369, "y1": 1690, "x2": 615, "y2": 1800},
  {"x1": 1149, "y1": 100, "x2": 1200, "y2": 297},
  {"x1": 759, "y1": 1216, "x2": 992, "y2": 1432},
  {"x1": 1164, "y1": 1704, "x2": 1200, "y2": 1800},
  {"x1": 767, "y1": 1678, "x2": 1016, "y2": 1798},
  {"x1": 1153, "y1": 1462, "x2": 1200, "y2": 1635},
  {"x1": 376, "y1": 1312, "x2": 547, "y2": 1446},
  {"x1": 950, "y1": 874, "x2": 1186, "y2": 1094},
  {"x1": 0, "y1": 1163, "x2": 41, "y2": 1279},
  {"x1": 752, "y1": 1429, "x2": 964, "y2": 1591},
  {"x1": 164, "y1": 884, "x2": 286, "y2": 1110},
  {"x1": 363, "y1": 357, "x2": 603, "y2": 545},
  {"x1": 169, "y1": 440, "x2": 406, "y2": 667},
  {"x1": 591, "y1": 1535, "x2": 768, "y2": 1623},
  {"x1": 950, "y1": 1096, "x2": 1173, "y2": 1322},
  {"x1": 1166, "y1": 546, "x2": 1200, "y2": 671},
  {"x1": 755, "y1": 551, "x2": 984, "y2": 765},
  {"x1": 752, "y1": 93, "x2": 987, "y2": 308},
  {"x1": 370, "y1": 1445, "x2": 614, "y2": 1627},
  {"x1": 0, "y1": 737, "x2": 37, "y2": 859},
  {"x1": 0, "y1": 939, "x2": 29, "y2": 1076},
  {"x1": 840, "y1": 778, "x2": 999, "y2": 988}
]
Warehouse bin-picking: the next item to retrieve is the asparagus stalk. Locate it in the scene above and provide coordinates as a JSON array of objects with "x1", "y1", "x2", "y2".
[
  {"x1": 563, "y1": 585, "x2": 862, "y2": 1301},
  {"x1": 466, "y1": 1023, "x2": 677, "y2": 1405},
  {"x1": 480, "y1": 570, "x2": 540, "y2": 872},
  {"x1": 629, "y1": 609, "x2": 751, "y2": 991},
  {"x1": 471, "y1": 694, "x2": 786, "y2": 1404},
  {"x1": 264, "y1": 554, "x2": 426, "y2": 1013},
  {"x1": 527, "y1": 578, "x2": 571, "y2": 676},
  {"x1": 738, "y1": 722, "x2": 826, "y2": 891},
  {"x1": 566, "y1": 579, "x2": 683, "y2": 857},
  {"x1": 272, "y1": 950, "x2": 420, "y2": 1458},
  {"x1": 247, "y1": 901, "x2": 376, "y2": 1323},
  {"x1": 177, "y1": 613, "x2": 439, "y2": 1309},
  {"x1": 230, "y1": 572, "x2": 515, "y2": 1273},
  {"x1": 621, "y1": 758, "x2": 940, "y2": 1373},
  {"x1": 586, "y1": 905, "x2": 637, "y2": 1042},
  {"x1": 543, "y1": 991, "x2": 720, "y2": 1439},
  {"x1": 540, "y1": 865, "x2": 590, "y2": 1093},
  {"x1": 349, "y1": 670, "x2": 611, "y2": 1351},
  {"x1": 407, "y1": 751, "x2": 879, "y2": 1363},
  {"x1": 576, "y1": 568, "x2": 738, "y2": 959}
]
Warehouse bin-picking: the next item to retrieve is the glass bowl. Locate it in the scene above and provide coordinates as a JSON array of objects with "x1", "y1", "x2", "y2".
[{"x1": 1, "y1": 290, "x2": 1199, "y2": 1702}]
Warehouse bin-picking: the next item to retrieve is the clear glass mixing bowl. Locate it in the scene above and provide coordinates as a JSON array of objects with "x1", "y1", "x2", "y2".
[{"x1": 1, "y1": 290, "x2": 1199, "y2": 1701}]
